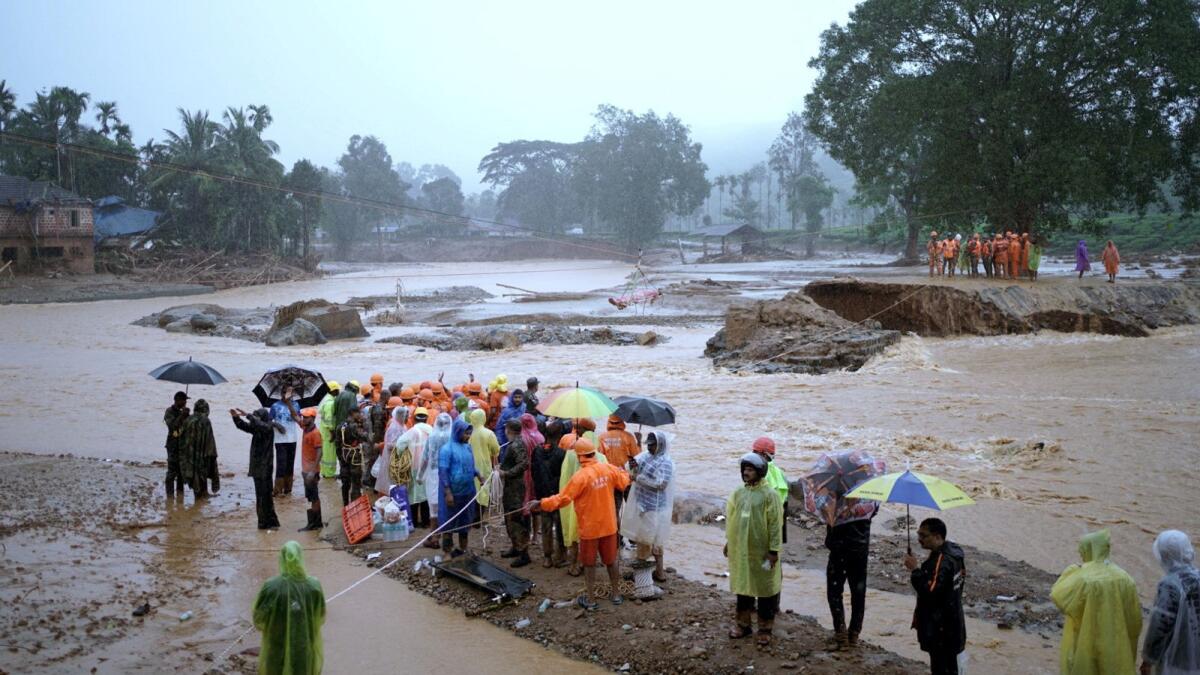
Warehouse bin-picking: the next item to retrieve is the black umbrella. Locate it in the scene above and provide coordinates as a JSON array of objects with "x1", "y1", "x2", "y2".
[
  {"x1": 612, "y1": 395, "x2": 676, "y2": 427},
  {"x1": 252, "y1": 365, "x2": 329, "y2": 409},
  {"x1": 149, "y1": 357, "x2": 227, "y2": 394}
]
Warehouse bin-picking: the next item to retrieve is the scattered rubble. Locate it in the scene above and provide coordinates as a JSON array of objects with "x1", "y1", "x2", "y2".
[{"x1": 132, "y1": 303, "x2": 271, "y2": 341}]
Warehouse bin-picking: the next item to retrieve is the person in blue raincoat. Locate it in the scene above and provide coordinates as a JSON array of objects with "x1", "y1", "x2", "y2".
[{"x1": 438, "y1": 418, "x2": 481, "y2": 556}]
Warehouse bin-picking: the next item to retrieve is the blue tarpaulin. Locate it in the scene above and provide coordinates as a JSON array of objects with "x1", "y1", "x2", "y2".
[{"x1": 93, "y1": 196, "x2": 160, "y2": 242}]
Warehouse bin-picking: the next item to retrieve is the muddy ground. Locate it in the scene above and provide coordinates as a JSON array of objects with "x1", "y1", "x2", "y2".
[
  {"x1": 377, "y1": 325, "x2": 664, "y2": 351},
  {"x1": 326, "y1": 517, "x2": 924, "y2": 675},
  {"x1": 0, "y1": 273, "x2": 214, "y2": 305}
]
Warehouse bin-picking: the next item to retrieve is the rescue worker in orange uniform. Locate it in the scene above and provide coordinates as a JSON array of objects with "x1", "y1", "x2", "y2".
[{"x1": 927, "y1": 231, "x2": 941, "y2": 277}]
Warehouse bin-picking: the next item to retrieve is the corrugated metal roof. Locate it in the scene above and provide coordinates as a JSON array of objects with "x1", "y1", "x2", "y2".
[
  {"x1": 0, "y1": 175, "x2": 90, "y2": 205},
  {"x1": 695, "y1": 223, "x2": 762, "y2": 237},
  {"x1": 93, "y1": 197, "x2": 160, "y2": 241}
]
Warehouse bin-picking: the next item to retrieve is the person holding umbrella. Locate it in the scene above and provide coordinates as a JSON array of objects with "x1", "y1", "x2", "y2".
[
  {"x1": 904, "y1": 518, "x2": 967, "y2": 675},
  {"x1": 163, "y1": 391, "x2": 190, "y2": 500},
  {"x1": 269, "y1": 386, "x2": 303, "y2": 497}
]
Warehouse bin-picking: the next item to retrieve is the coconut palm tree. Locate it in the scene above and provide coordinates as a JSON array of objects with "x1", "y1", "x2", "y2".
[
  {"x1": 248, "y1": 104, "x2": 272, "y2": 132},
  {"x1": 0, "y1": 80, "x2": 15, "y2": 132},
  {"x1": 714, "y1": 175, "x2": 727, "y2": 219}
]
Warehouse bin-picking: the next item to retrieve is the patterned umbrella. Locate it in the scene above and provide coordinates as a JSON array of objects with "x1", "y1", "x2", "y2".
[
  {"x1": 252, "y1": 365, "x2": 329, "y2": 408},
  {"x1": 802, "y1": 450, "x2": 886, "y2": 527}
]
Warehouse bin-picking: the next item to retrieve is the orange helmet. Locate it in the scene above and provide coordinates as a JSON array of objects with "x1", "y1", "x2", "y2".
[
  {"x1": 386, "y1": 396, "x2": 403, "y2": 410},
  {"x1": 399, "y1": 387, "x2": 415, "y2": 402}
]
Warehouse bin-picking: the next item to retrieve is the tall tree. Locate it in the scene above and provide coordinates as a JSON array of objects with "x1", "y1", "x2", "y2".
[
  {"x1": 576, "y1": 105, "x2": 709, "y2": 249},
  {"x1": 769, "y1": 113, "x2": 819, "y2": 231},
  {"x1": 805, "y1": 0, "x2": 1200, "y2": 258},
  {"x1": 94, "y1": 101, "x2": 120, "y2": 136},
  {"x1": 479, "y1": 139, "x2": 580, "y2": 232},
  {"x1": 285, "y1": 159, "x2": 322, "y2": 261},
  {"x1": 336, "y1": 135, "x2": 407, "y2": 254}
]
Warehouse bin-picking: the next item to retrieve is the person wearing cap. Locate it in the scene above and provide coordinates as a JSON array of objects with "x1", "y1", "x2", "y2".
[
  {"x1": 317, "y1": 382, "x2": 341, "y2": 479},
  {"x1": 180, "y1": 399, "x2": 219, "y2": 499},
  {"x1": 163, "y1": 391, "x2": 191, "y2": 500},
  {"x1": 528, "y1": 437, "x2": 631, "y2": 610},
  {"x1": 524, "y1": 377, "x2": 541, "y2": 416},
  {"x1": 298, "y1": 408, "x2": 323, "y2": 531},
  {"x1": 464, "y1": 381, "x2": 489, "y2": 418},
  {"x1": 369, "y1": 373, "x2": 384, "y2": 404},
  {"x1": 724, "y1": 452, "x2": 783, "y2": 646},
  {"x1": 499, "y1": 419, "x2": 532, "y2": 567},
  {"x1": 392, "y1": 407, "x2": 433, "y2": 528},
  {"x1": 231, "y1": 407, "x2": 281, "y2": 530}
]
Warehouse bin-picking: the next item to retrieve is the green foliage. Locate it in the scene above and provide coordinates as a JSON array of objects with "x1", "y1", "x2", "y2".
[
  {"x1": 479, "y1": 139, "x2": 581, "y2": 233},
  {"x1": 804, "y1": 0, "x2": 1200, "y2": 259}
]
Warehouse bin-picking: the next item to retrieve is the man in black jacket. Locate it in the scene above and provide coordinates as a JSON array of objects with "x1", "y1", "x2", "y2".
[
  {"x1": 163, "y1": 391, "x2": 190, "y2": 499},
  {"x1": 232, "y1": 407, "x2": 280, "y2": 530},
  {"x1": 904, "y1": 518, "x2": 967, "y2": 675},
  {"x1": 826, "y1": 503, "x2": 878, "y2": 649}
]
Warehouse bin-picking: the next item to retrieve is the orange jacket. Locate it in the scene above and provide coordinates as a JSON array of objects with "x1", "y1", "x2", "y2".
[
  {"x1": 993, "y1": 238, "x2": 1009, "y2": 263},
  {"x1": 540, "y1": 454, "x2": 631, "y2": 539},
  {"x1": 942, "y1": 240, "x2": 957, "y2": 259},
  {"x1": 598, "y1": 420, "x2": 638, "y2": 469}
]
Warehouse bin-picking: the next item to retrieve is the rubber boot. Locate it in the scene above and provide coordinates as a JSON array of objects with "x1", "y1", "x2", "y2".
[
  {"x1": 834, "y1": 627, "x2": 850, "y2": 651},
  {"x1": 165, "y1": 480, "x2": 175, "y2": 499},
  {"x1": 175, "y1": 477, "x2": 185, "y2": 499},
  {"x1": 511, "y1": 551, "x2": 531, "y2": 568},
  {"x1": 298, "y1": 508, "x2": 316, "y2": 532}
]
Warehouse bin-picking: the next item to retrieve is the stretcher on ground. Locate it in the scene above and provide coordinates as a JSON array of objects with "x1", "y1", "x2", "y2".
[{"x1": 431, "y1": 553, "x2": 534, "y2": 600}]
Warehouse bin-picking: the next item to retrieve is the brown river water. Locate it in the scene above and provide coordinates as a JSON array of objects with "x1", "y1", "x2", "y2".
[{"x1": 2, "y1": 258, "x2": 1197, "y2": 673}]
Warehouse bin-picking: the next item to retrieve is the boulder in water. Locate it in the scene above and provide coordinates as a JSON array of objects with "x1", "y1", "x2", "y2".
[{"x1": 265, "y1": 318, "x2": 327, "y2": 346}]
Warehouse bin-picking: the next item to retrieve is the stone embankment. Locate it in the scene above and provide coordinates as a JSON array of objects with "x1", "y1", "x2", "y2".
[{"x1": 805, "y1": 278, "x2": 1200, "y2": 337}]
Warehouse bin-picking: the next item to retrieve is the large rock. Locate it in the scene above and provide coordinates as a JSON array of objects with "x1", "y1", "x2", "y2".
[
  {"x1": 155, "y1": 303, "x2": 228, "y2": 328},
  {"x1": 265, "y1": 318, "x2": 327, "y2": 346},
  {"x1": 705, "y1": 292, "x2": 901, "y2": 374},
  {"x1": 267, "y1": 299, "x2": 369, "y2": 342},
  {"x1": 189, "y1": 313, "x2": 218, "y2": 331},
  {"x1": 163, "y1": 319, "x2": 194, "y2": 334},
  {"x1": 804, "y1": 278, "x2": 1200, "y2": 337}
]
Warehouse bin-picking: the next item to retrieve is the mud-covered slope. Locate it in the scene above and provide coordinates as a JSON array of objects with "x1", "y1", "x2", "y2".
[
  {"x1": 805, "y1": 278, "x2": 1200, "y2": 337},
  {"x1": 705, "y1": 291, "x2": 901, "y2": 374}
]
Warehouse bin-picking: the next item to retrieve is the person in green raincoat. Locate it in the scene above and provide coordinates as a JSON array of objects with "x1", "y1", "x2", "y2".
[
  {"x1": 752, "y1": 436, "x2": 789, "y2": 544},
  {"x1": 1051, "y1": 529, "x2": 1142, "y2": 675},
  {"x1": 316, "y1": 382, "x2": 340, "y2": 479},
  {"x1": 724, "y1": 452, "x2": 783, "y2": 646},
  {"x1": 252, "y1": 541, "x2": 325, "y2": 675},
  {"x1": 1027, "y1": 235, "x2": 1043, "y2": 282}
]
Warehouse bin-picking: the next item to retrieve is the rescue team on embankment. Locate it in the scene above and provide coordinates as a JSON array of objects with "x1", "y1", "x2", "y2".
[
  {"x1": 927, "y1": 230, "x2": 1123, "y2": 283},
  {"x1": 163, "y1": 374, "x2": 1197, "y2": 675}
]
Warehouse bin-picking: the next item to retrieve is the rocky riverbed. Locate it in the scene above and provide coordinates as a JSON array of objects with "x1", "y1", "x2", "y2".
[{"x1": 377, "y1": 325, "x2": 664, "y2": 351}]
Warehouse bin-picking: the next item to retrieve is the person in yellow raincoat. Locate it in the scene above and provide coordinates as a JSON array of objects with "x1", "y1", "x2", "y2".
[
  {"x1": 467, "y1": 409, "x2": 500, "y2": 512},
  {"x1": 724, "y1": 452, "x2": 783, "y2": 646},
  {"x1": 252, "y1": 541, "x2": 325, "y2": 675},
  {"x1": 1051, "y1": 529, "x2": 1142, "y2": 675},
  {"x1": 316, "y1": 382, "x2": 340, "y2": 478}
]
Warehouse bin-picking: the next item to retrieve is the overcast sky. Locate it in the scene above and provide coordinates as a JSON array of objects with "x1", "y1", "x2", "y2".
[{"x1": 3, "y1": 0, "x2": 859, "y2": 192}]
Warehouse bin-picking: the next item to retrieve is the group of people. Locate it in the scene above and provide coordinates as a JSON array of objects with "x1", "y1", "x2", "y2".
[
  {"x1": 167, "y1": 376, "x2": 1199, "y2": 675},
  {"x1": 927, "y1": 230, "x2": 1045, "y2": 280},
  {"x1": 926, "y1": 230, "x2": 1126, "y2": 283}
]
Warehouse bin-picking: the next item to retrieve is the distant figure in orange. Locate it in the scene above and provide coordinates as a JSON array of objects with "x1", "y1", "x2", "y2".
[{"x1": 1102, "y1": 240, "x2": 1121, "y2": 283}]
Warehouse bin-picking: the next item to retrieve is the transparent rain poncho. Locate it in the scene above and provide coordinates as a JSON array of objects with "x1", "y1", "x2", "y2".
[
  {"x1": 620, "y1": 430, "x2": 676, "y2": 549},
  {"x1": 418, "y1": 413, "x2": 453, "y2": 509},
  {"x1": 252, "y1": 541, "x2": 325, "y2": 675},
  {"x1": 1051, "y1": 529, "x2": 1143, "y2": 675},
  {"x1": 1144, "y1": 530, "x2": 1200, "y2": 675}
]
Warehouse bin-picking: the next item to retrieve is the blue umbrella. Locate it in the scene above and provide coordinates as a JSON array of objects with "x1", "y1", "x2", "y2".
[{"x1": 149, "y1": 356, "x2": 227, "y2": 394}]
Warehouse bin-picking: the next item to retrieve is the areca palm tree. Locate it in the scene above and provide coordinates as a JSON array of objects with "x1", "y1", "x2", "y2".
[
  {"x1": 714, "y1": 175, "x2": 727, "y2": 219},
  {"x1": 0, "y1": 80, "x2": 15, "y2": 132},
  {"x1": 95, "y1": 101, "x2": 120, "y2": 135},
  {"x1": 248, "y1": 104, "x2": 272, "y2": 132}
]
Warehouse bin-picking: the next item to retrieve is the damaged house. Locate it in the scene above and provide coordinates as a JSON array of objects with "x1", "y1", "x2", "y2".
[{"x1": 0, "y1": 175, "x2": 95, "y2": 274}]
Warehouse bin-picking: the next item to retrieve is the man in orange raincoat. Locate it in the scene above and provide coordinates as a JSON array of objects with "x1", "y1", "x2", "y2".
[
  {"x1": 529, "y1": 438, "x2": 630, "y2": 610},
  {"x1": 942, "y1": 237, "x2": 958, "y2": 277},
  {"x1": 927, "y1": 231, "x2": 941, "y2": 277},
  {"x1": 598, "y1": 414, "x2": 639, "y2": 534},
  {"x1": 1007, "y1": 232, "x2": 1021, "y2": 279},
  {"x1": 1102, "y1": 240, "x2": 1121, "y2": 283},
  {"x1": 1019, "y1": 233, "x2": 1031, "y2": 279},
  {"x1": 993, "y1": 234, "x2": 1009, "y2": 279}
]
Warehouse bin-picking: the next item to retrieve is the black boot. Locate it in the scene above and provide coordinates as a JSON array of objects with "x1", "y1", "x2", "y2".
[
  {"x1": 165, "y1": 480, "x2": 175, "y2": 499},
  {"x1": 298, "y1": 508, "x2": 320, "y2": 532},
  {"x1": 500, "y1": 548, "x2": 519, "y2": 558},
  {"x1": 511, "y1": 552, "x2": 531, "y2": 568}
]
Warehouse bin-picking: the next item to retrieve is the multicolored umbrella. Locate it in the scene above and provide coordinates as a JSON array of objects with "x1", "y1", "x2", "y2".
[
  {"x1": 845, "y1": 469, "x2": 974, "y2": 552},
  {"x1": 802, "y1": 450, "x2": 886, "y2": 527},
  {"x1": 537, "y1": 383, "x2": 618, "y2": 419}
]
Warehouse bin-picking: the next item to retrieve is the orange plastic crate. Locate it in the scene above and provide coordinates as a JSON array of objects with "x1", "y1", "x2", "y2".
[{"x1": 342, "y1": 495, "x2": 374, "y2": 545}]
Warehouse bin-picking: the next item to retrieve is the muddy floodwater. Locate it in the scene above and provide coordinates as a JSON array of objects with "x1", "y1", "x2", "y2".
[{"x1": 2, "y1": 257, "x2": 1197, "y2": 674}]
